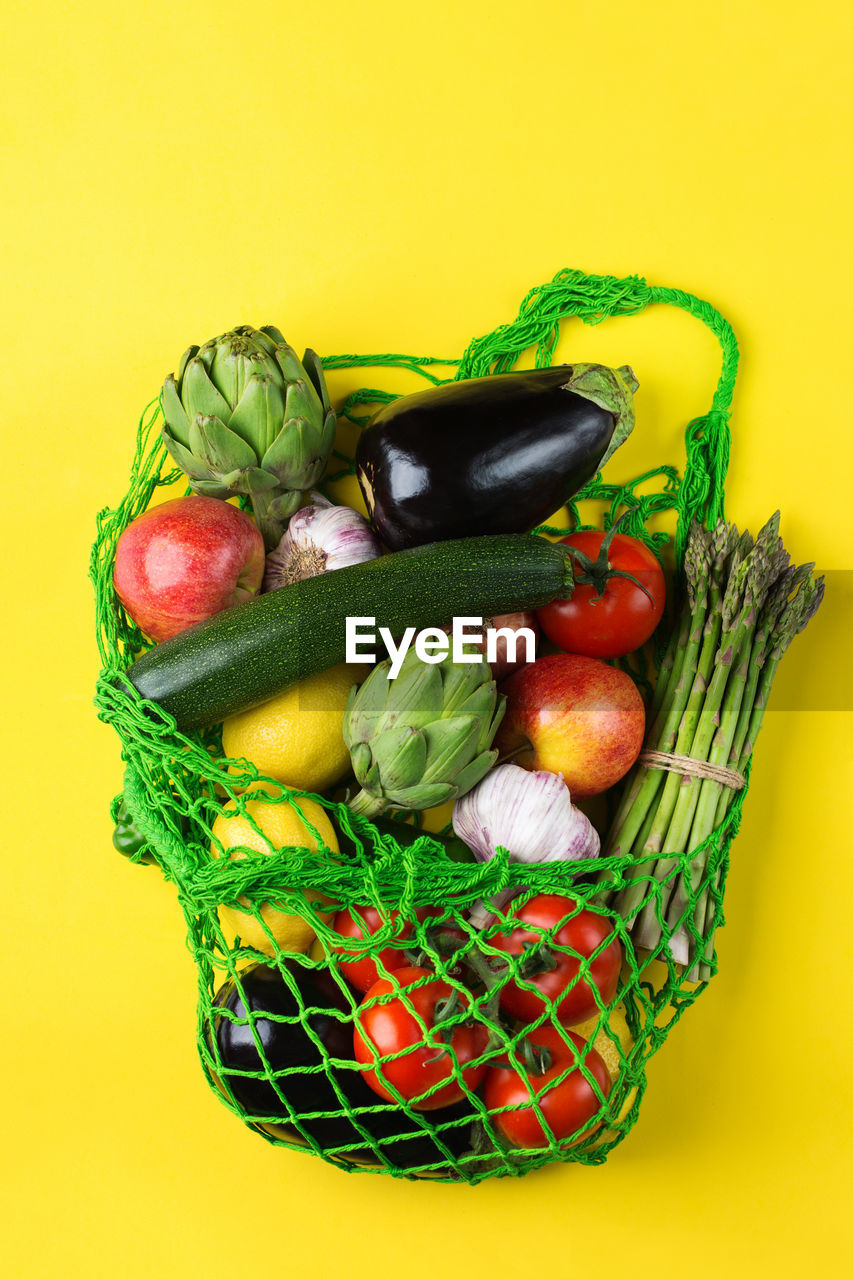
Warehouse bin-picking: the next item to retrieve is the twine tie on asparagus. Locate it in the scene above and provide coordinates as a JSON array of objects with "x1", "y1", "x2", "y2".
[{"x1": 638, "y1": 749, "x2": 746, "y2": 791}]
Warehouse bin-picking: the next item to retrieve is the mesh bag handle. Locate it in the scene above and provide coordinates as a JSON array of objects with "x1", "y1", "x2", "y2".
[{"x1": 321, "y1": 267, "x2": 739, "y2": 562}]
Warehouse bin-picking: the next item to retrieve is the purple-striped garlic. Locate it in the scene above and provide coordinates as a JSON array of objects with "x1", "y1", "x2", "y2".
[
  {"x1": 263, "y1": 493, "x2": 380, "y2": 590},
  {"x1": 452, "y1": 764, "x2": 600, "y2": 927}
]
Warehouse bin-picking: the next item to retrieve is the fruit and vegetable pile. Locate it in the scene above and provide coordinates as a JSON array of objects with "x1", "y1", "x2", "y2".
[{"x1": 92, "y1": 268, "x2": 823, "y2": 1182}]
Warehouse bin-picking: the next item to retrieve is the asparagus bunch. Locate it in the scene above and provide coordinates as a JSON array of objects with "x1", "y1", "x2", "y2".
[{"x1": 596, "y1": 515, "x2": 823, "y2": 980}]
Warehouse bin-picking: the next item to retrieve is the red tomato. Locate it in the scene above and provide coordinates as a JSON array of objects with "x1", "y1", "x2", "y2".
[
  {"x1": 329, "y1": 904, "x2": 419, "y2": 994},
  {"x1": 488, "y1": 895, "x2": 622, "y2": 1027},
  {"x1": 484, "y1": 1025, "x2": 611, "y2": 1149},
  {"x1": 353, "y1": 967, "x2": 489, "y2": 1110},
  {"x1": 537, "y1": 530, "x2": 665, "y2": 659}
]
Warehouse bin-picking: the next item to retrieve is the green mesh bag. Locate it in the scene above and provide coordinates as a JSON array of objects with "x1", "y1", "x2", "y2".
[{"x1": 92, "y1": 267, "x2": 747, "y2": 1183}]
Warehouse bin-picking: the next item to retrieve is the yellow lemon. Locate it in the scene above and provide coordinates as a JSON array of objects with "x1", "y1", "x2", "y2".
[
  {"x1": 573, "y1": 1003, "x2": 639, "y2": 1149},
  {"x1": 211, "y1": 783, "x2": 337, "y2": 955},
  {"x1": 222, "y1": 664, "x2": 358, "y2": 793},
  {"x1": 309, "y1": 935, "x2": 328, "y2": 964},
  {"x1": 417, "y1": 800, "x2": 456, "y2": 835},
  {"x1": 573, "y1": 1003, "x2": 634, "y2": 1081}
]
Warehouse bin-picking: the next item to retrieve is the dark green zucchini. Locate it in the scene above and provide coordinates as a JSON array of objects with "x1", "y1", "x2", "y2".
[{"x1": 123, "y1": 533, "x2": 573, "y2": 730}]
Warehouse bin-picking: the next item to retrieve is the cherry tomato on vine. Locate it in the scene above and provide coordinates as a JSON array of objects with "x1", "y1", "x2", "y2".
[
  {"x1": 537, "y1": 530, "x2": 665, "y2": 659},
  {"x1": 488, "y1": 894, "x2": 622, "y2": 1027},
  {"x1": 484, "y1": 1025, "x2": 611, "y2": 1150},
  {"x1": 353, "y1": 966, "x2": 489, "y2": 1110}
]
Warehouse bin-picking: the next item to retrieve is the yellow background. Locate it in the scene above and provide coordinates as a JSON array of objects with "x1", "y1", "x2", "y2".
[{"x1": 2, "y1": 1, "x2": 851, "y2": 1276}]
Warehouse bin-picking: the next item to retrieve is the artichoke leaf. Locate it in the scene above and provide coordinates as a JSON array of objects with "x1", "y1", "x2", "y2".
[
  {"x1": 320, "y1": 408, "x2": 337, "y2": 455},
  {"x1": 285, "y1": 376, "x2": 324, "y2": 426},
  {"x1": 260, "y1": 417, "x2": 310, "y2": 478},
  {"x1": 274, "y1": 342, "x2": 311, "y2": 385},
  {"x1": 162, "y1": 375, "x2": 191, "y2": 445},
  {"x1": 481, "y1": 697, "x2": 507, "y2": 748},
  {"x1": 440, "y1": 660, "x2": 485, "y2": 715},
  {"x1": 208, "y1": 341, "x2": 257, "y2": 408},
  {"x1": 182, "y1": 356, "x2": 233, "y2": 423},
  {"x1": 194, "y1": 340, "x2": 218, "y2": 375},
  {"x1": 241, "y1": 466, "x2": 282, "y2": 494},
  {"x1": 373, "y1": 726, "x2": 428, "y2": 793},
  {"x1": 342, "y1": 683, "x2": 361, "y2": 749},
  {"x1": 209, "y1": 469, "x2": 247, "y2": 491},
  {"x1": 453, "y1": 682, "x2": 502, "y2": 726},
  {"x1": 345, "y1": 664, "x2": 391, "y2": 741},
  {"x1": 349, "y1": 742, "x2": 374, "y2": 785},
  {"x1": 289, "y1": 459, "x2": 326, "y2": 493},
  {"x1": 388, "y1": 782, "x2": 456, "y2": 810},
  {"x1": 186, "y1": 478, "x2": 236, "y2": 498},
  {"x1": 229, "y1": 373, "x2": 286, "y2": 456},
  {"x1": 264, "y1": 490, "x2": 302, "y2": 522},
  {"x1": 161, "y1": 430, "x2": 219, "y2": 482},
  {"x1": 421, "y1": 716, "x2": 481, "y2": 780},
  {"x1": 380, "y1": 659, "x2": 444, "y2": 730},
  {"x1": 449, "y1": 750, "x2": 499, "y2": 799},
  {"x1": 301, "y1": 348, "x2": 333, "y2": 415},
  {"x1": 189, "y1": 415, "x2": 258, "y2": 474},
  {"x1": 193, "y1": 466, "x2": 278, "y2": 498},
  {"x1": 258, "y1": 324, "x2": 286, "y2": 352},
  {"x1": 269, "y1": 418, "x2": 325, "y2": 490},
  {"x1": 176, "y1": 344, "x2": 199, "y2": 384}
]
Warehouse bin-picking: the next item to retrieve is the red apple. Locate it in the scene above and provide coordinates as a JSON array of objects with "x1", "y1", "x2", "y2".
[
  {"x1": 113, "y1": 495, "x2": 265, "y2": 642},
  {"x1": 442, "y1": 612, "x2": 539, "y2": 679},
  {"x1": 496, "y1": 653, "x2": 645, "y2": 798}
]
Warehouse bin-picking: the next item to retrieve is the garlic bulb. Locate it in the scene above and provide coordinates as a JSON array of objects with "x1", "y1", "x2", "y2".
[
  {"x1": 264, "y1": 493, "x2": 381, "y2": 590},
  {"x1": 452, "y1": 764, "x2": 600, "y2": 927}
]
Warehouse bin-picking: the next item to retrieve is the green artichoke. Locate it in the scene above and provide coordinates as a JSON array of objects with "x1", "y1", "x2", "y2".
[
  {"x1": 344, "y1": 648, "x2": 506, "y2": 818},
  {"x1": 161, "y1": 325, "x2": 336, "y2": 549}
]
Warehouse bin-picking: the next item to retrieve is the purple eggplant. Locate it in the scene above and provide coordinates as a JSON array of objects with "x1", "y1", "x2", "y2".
[
  {"x1": 207, "y1": 962, "x2": 484, "y2": 1171},
  {"x1": 356, "y1": 363, "x2": 637, "y2": 550}
]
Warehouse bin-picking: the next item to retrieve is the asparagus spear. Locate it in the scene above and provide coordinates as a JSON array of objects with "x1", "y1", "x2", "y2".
[
  {"x1": 671, "y1": 543, "x2": 797, "y2": 974},
  {"x1": 632, "y1": 543, "x2": 754, "y2": 952},
  {"x1": 711, "y1": 559, "x2": 799, "y2": 827},
  {"x1": 600, "y1": 514, "x2": 823, "y2": 980},
  {"x1": 616, "y1": 524, "x2": 740, "y2": 928},
  {"x1": 593, "y1": 528, "x2": 711, "y2": 894},
  {"x1": 663, "y1": 517, "x2": 785, "y2": 967},
  {"x1": 648, "y1": 574, "x2": 692, "y2": 724},
  {"x1": 694, "y1": 569, "x2": 824, "y2": 977}
]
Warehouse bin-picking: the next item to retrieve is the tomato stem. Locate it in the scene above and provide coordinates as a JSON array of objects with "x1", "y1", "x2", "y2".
[
  {"x1": 521, "y1": 1037, "x2": 552, "y2": 1076},
  {"x1": 430, "y1": 930, "x2": 511, "y2": 1048},
  {"x1": 571, "y1": 512, "x2": 655, "y2": 605},
  {"x1": 518, "y1": 940, "x2": 559, "y2": 979}
]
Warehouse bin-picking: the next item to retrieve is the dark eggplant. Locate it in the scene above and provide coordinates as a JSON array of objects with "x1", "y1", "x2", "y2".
[
  {"x1": 207, "y1": 961, "x2": 483, "y2": 1171},
  {"x1": 356, "y1": 363, "x2": 638, "y2": 550}
]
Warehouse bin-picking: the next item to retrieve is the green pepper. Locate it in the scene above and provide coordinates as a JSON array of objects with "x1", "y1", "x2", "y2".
[{"x1": 112, "y1": 798, "x2": 156, "y2": 865}]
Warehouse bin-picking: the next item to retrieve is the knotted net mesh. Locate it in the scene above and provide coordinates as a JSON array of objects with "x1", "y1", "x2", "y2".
[{"x1": 91, "y1": 268, "x2": 745, "y2": 1182}]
